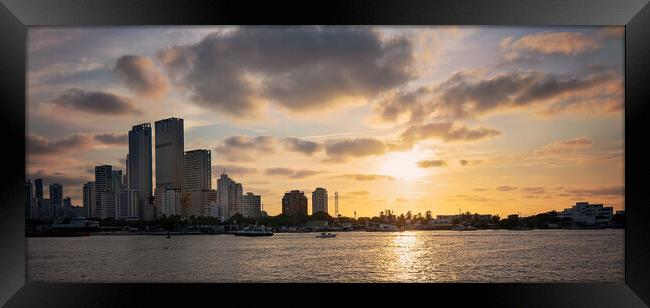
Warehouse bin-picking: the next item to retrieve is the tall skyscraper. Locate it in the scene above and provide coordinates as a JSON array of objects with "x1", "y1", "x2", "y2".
[
  {"x1": 83, "y1": 182, "x2": 96, "y2": 218},
  {"x1": 49, "y1": 183, "x2": 63, "y2": 217},
  {"x1": 312, "y1": 187, "x2": 328, "y2": 214},
  {"x1": 112, "y1": 170, "x2": 123, "y2": 193},
  {"x1": 217, "y1": 172, "x2": 242, "y2": 219},
  {"x1": 95, "y1": 165, "x2": 113, "y2": 219},
  {"x1": 155, "y1": 118, "x2": 184, "y2": 191},
  {"x1": 128, "y1": 123, "x2": 152, "y2": 204},
  {"x1": 282, "y1": 190, "x2": 308, "y2": 217},
  {"x1": 120, "y1": 189, "x2": 139, "y2": 219},
  {"x1": 240, "y1": 192, "x2": 262, "y2": 218},
  {"x1": 183, "y1": 149, "x2": 211, "y2": 191}
]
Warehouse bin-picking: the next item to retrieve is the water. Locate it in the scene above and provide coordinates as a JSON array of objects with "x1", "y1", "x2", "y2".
[{"x1": 27, "y1": 229, "x2": 623, "y2": 282}]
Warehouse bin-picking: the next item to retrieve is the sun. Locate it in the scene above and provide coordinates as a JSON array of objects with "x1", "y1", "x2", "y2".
[{"x1": 379, "y1": 151, "x2": 428, "y2": 181}]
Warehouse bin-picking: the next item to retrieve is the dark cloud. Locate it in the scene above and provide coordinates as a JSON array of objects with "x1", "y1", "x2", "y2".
[
  {"x1": 113, "y1": 55, "x2": 168, "y2": 99},
  {"x1": 214, "y1": 135, "x2": 277, "y2": 162},
  {"x1": 374, "y1": 69, "x2": 620, "y2": 123},
  {"x1": 522, "y1": 186, "x2": 546, "y2": 194},
  {"x1": 399, "y1": 122, "x2": 501, "y2": 147},
  {"x1": 565, "y1": 185, "x2": 624, "y2": 197},
  {"x1": 94, "y1": 133, "x2": 127, "y2": 145},
  {"x1": 265, "y1": 167, "x2": 323, "y2": 179},
  {"x1": 416, "y1": 159, "x2": 447, "y2": 168},
  {"x1": 496, "y1": 185, "x2": 518, "y2": 192},
  {"x1": 324, "y1": 138, "x2": 387, "y2": 162},
  {"x1": 27, "y1": 133, "x2": 93, "y2": 155},
  {"x1": 333, "y1": 174, "x2": 394, "y2": 181},
  {"x1": 49, "y1": 88, "x2": 142, "y2": 115},
  {"x1": 459, "y1": 159, "x2": 482, "y2": 166},
  {"x1": 157, "y1": 27, "x2": 414, "y2": 118},
  {"x1": 213, "y1": 164, "x2": 257, "y2": 177},
  {"x1": 282, "y1": 138, "x2": 322, "y2": 156}
]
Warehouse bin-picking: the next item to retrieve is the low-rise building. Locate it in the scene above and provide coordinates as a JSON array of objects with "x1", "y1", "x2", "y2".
[{"x1": 559, "y1": 202, "x2": 614, "y2": 225}]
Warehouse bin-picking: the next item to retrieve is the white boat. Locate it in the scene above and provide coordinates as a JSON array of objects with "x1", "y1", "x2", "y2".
[
  {"x1": 315, "y1": 232, "x2": 337, "y2": 238},
  {"x1": 233, "y1": 226, "x2": 274, "y2": 237}
]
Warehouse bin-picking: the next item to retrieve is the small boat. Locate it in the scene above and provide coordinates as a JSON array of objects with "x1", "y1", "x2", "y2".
[
  {"x1": 315, "y1": 232, "x2": 337, "y2": 238},
  {"x1": 453, "y1": 225, "x2": 477, "y2": 231},
  {"x1": 233, "y1": 226, "x2": 274, "y2": 237}
]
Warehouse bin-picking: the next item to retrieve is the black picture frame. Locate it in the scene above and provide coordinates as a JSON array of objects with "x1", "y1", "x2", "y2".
[{"x1": 1, "y1": 0, "x2": 649, "y2": 306}]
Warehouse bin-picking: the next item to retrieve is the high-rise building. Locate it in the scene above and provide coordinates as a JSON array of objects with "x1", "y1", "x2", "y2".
[
  {"x1": 26, "y1": 180, "x2": 34, "y2": 219},
  {"x1": 128, "y1": 123, "x2": 153, "y2": 216},
  {"x1": 34, "y1": 178, "x2": 43, "y2": 217},
  {"x1": 112, "y1": 170, "x2": 123, "y2": 193},
  {"x1": 217, "y1": 172, "x2": 242, "y2": 219},
  {"x1": 155, "y1": 118, "x2": 184, "y2": 191},
  {"x1": 311, "y1": 187, "x2": 328, "y2": 214},
  {"x1": 83, "y1": 182, "x2": 96, "y2": 218},
  {"x1": 240, "y1": 192, "x2": 262, "y2": 218},
  {"x1": 120, "y1": 189, "x2": 139, "y2": 219},
  {"x1": 159, "y1": 189, "x2": 181, "y2": 217},
  {"x1": 49, "y1": 183, "x2": 63, "y2": 217},
  {"x1": 282, "y1": 190, "x2": 308, "y2": 217},
  {"x1": 95, "y1": 165, "x2": 113, "y2": 219},
  {"x1": 183, "y1": 149, "x2": 211, "y2": 191}
]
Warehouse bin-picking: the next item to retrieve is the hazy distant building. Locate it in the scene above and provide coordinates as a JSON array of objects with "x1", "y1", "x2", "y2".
[
  {"x1": 25, "y1": 180, "x2": 34, "y2": 219},
  {"x1": 128, "y1": 123, "x2": 153, "y2": 219},
  {"x1": 40, "y1": 199, "x2": 51, "y2": 219},
  {"x1": 100, "y1": 192, "x2": 119, "y2": 219},
  {"x1": 155, "y1": 118, "x2": 184, "y2": 191},
  {"x1": 95, "y1": 165, "x2": 113, "y2": 219},
  {"x1": 83, "y1": 182, "x2": 96, "y2": 218},
  {"x1": 217, "y1": 172, "x2": 243, "y2": 219},
  {"x1": 282, "y1": 190, "x2": 308, "y2": 217},
  {"x1": 34, "y1": 179, "x2": 43, "y2": 218},
  {"x1": 49, "y1": 183, "x2": 63, "y2": 217},
  {"x1": 311, "y1": 187, "x2": 328, "y2": 214},
  {"x1": 240, "y1": 192, "x2": 262, "y2": 218},
  {"x1": 120, "y1": 189, "x2": 139, "y2": 219},
  {"x1": 559, "y1": 202, "x2": 614, "y2": 225},
  {"x1": 112, "y1": 170, "x2": 123, "y2": 193},
  {"x1": 183, "y1": 149, "x2": 211, "y2": 191}
]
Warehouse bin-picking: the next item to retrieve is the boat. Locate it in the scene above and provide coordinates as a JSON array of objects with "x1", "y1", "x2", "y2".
[
  {"x1": 233, "y1": 226, "x2": 274, "y2": 237},
  {"x1": 453, "y1": 225, "x2": 478, "y2": 231},
  {"x1": 315, "y1": 232, "x2": 337, "y2": 238},
  {"x1": 365, "y1": 222, "x2": 401, "y2": 232}
]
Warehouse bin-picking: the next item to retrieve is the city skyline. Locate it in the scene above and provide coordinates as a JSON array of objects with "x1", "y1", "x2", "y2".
[{"x1": 26, "y1": 26, "x2": 624, "y2": 217}]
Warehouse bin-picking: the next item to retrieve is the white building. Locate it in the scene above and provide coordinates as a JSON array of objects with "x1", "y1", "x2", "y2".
[
  {"x1": 217, "y1": 172, "x2": 242, "y2": 219},
  {"x1": 240, "y1": 192, "x2": 262, "y2": 218},
  {"x1": 311, "y1": 187, "x2": 328, "y2": 214},
  {"x1": 183, "y1": 149, "x2": 211, "y2": 191},
  {"x1": 158, "y1": 189, "x2": 182, "y2": 217},
  {"x1": 559, "y1": 202, "x2": 614, "y2": 225}
]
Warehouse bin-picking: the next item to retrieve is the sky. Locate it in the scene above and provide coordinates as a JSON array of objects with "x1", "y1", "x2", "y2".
[{"x1": 26, "y1": 26, "x2": 625, "y2": 218}]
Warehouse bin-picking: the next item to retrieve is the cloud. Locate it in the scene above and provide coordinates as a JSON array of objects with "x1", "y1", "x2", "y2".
[
  {"x1": 332, "y1": 174, "x2": 394, "y2": 181},
  {"x1": 324, "y1": 138, "x2": 387, "y2": 161},
  {"x1": 282, "y1": 137, "x2": 322, "y2": 156},
  {"x1": 373, "y1": 69, "x2": 621, "y2": 123},
  {"x1": 536, "y1": 137, "x2": 592, "y2": 155},
  {"x1": 564, "y1": 185, "x2": 624, "y2": 197},
  {"x1": 94, "y1": 133, "x2": 127, "y2": 145},
  {"x1": 459, "y1": 159, "x2": 482, "y2": 166},
  {"x1": 27, "y1": 170, "x2": 90, "y2": 188},
  {"x1": 214, "y1": 135, "x2": 277, "y2": 162},
  {"x1": 348, "y1": 190, "x2": 370, "y2": 196},
  {"x1": 27, "y1": 133, "x2": 93, "y2": 155},
  {"x1": 399, "y1": 122, "x2": 501, "y2": 147},
  {"x1": 598, "y1": 27, "x2": 624, "y2": 39},
  {"x1": 157, "y1": 27, "x2": 414, "y2": 118},
  {"x1": 395, "y1": 198, "x2": 408, "y2": 202},
  {"x1": 213, "y1": 164, "x2": 257, "y2": 177},
  {"x1": 501, "y1": 32, "x2": 601, "y2": 55},
  {"x1": 113, "y1": 55, "x2": 169, "y2": 99},
  {"x1": 522, "y1": 186, "x2": 546, "y2": 194},
  {"x1": 416, "y1": 159, "x2": 447, "y2": 168},
  {"x1": 496, "y1": 185, "x2": 518, "y2": 192},
  {"x1": 48, "y1": 88, "x2": 142, "y2": 115},
  {"x1": 265, "y1": 167, "x2": 323, "y2": 179}
]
